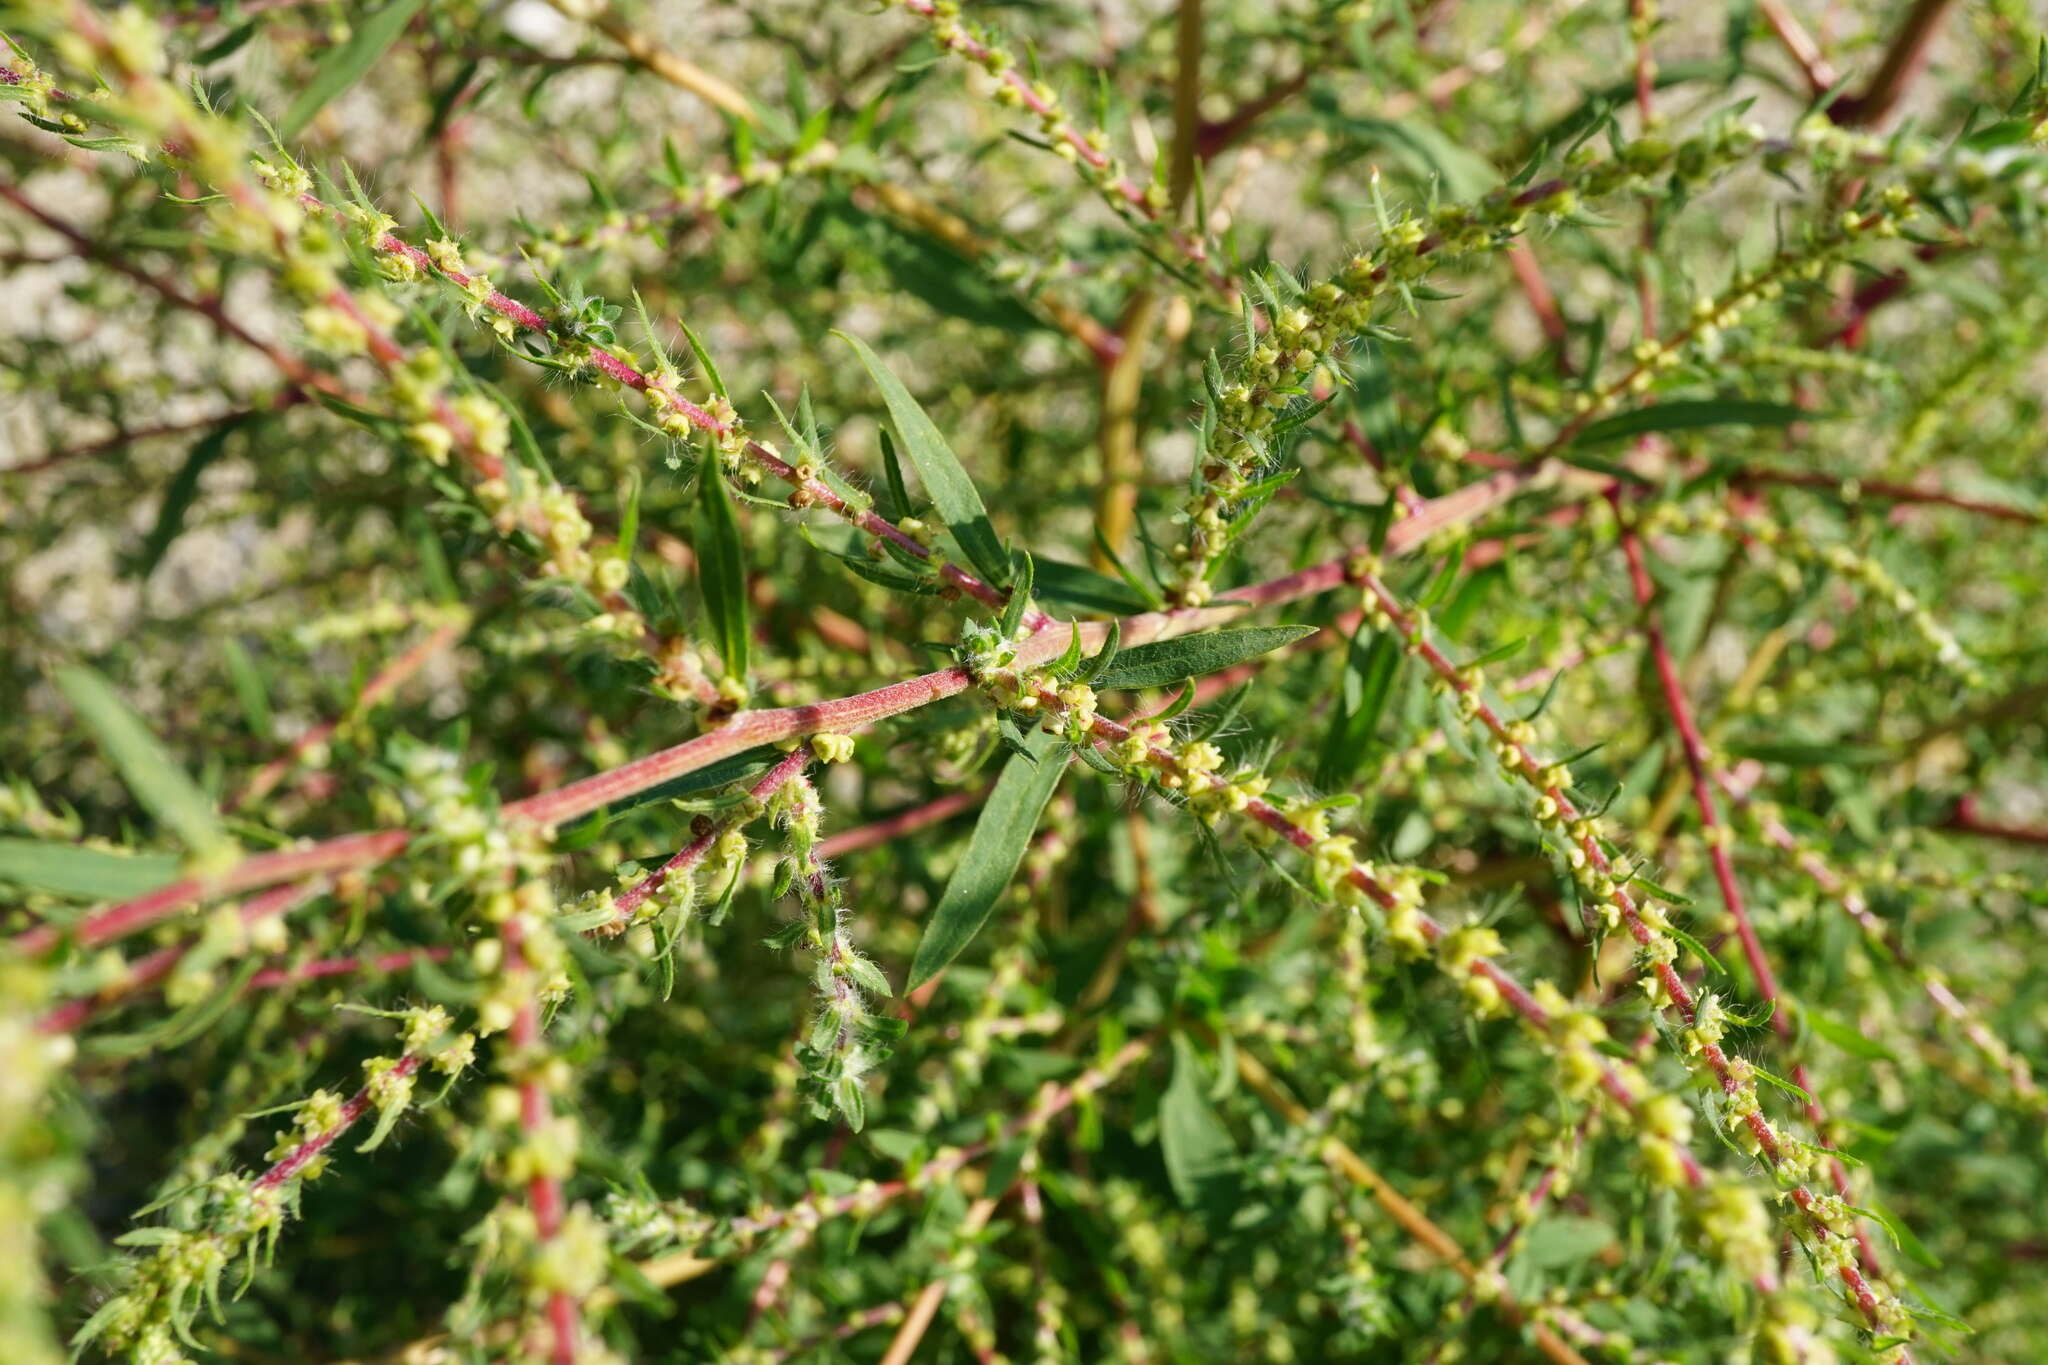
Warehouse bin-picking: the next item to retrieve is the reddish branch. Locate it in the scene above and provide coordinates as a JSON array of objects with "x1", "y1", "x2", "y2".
[
  {"x1": 3, "y1": 394, "x2": 306, "y2": 478},
  {"x1": 1061, "y1": 687, "x2": 1742, "y2": 1221},
  {"x1": 1730, "y1": 466, "x2": 2040, "y2": 523},
  {"x1": 894, "y1": 0, "x2": 1225, "y2": 292},
  {"x1": 1754, "y1": 0, "x2": 1840, "y2": 95},
  {"x1": 605, "y1": 747, "x2": 811, "y2": 929},
  {"x1": 1505, "y1": 242, "x2": 1572, "y2": 367},
  {"x1": 325, "y1": 205, "x2": 1048, "y2": 628},
  {"x1": 1341, "y1": 567, "x2": 1902, "y2": 1333},
  {"x1": 1616, "y1": 506, "x2": 1884, "y2": 1277},
  {"x1": 1946, "y1": 796, "x2": 2048, "y2": 848},
  {"x1": 243, "y1": 945, "x2": 453, "y2": 991},
  {"x1": 0, "y1": 180, "x2": 345, "y2": 402},
  {"x1": 818, "y1": 785, "x2": 987, "y2": 858},
  {"x1": 1758, "y1": 0, "x2": 1961, "y2": 129},
  {"x1": 254, "y1": 1050, "x2": 424, "y2": 1192},
  {"x1": 502, "y1": 913, "x2": 579, "y2": 1365},
  {"x1": 11, "y1": 459, "x2": 1551, "y2": 962},
  {"x1": 1829, "y1": 0, "x2": 1962, "y2": 128},
  {"x1": 37, "y1": 879, "x2": 326, "y2": 1034}
]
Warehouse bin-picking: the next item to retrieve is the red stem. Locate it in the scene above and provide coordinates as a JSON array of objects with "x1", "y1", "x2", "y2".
[
  {"x1": 1342, "y1": 568, "x2": 1899, "y2": 1335},
  {"x1": 37, "y1": 879, "x2": 326, "y2": 1034},
  {"x1": 2, "y1": 393, "x2": 306, "y2": 477},
  {"x1": 243, "y1": 945, "x2": 453, "y2": 991},
  {"x1": 1828, "y1": 0, "x2": 1962, "y2": 129},
  {"x1": 12, "y1": 459, "x2": 1549, "y2": 961},
  {"x1": 607, "y1": 747, "x2": 811, "y2": 926},
  {"x1": 1946, "y1": 796, "x2": 2048, "y2": 848},
  {"x1": 1617, "y1": 506, "x2": 1881, "y2": 1274},
  {"x1": 254, "y1": 1051, "x2": 423, "y2": 1192}
]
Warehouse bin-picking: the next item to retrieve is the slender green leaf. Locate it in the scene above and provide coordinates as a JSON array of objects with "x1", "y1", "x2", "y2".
[
  {"x1": 674, "y1": 316, "x2": 729, "y2": 400},
  {"x1": 1573, "y1": 400, "x2": 1813, "y2": 447},
  {"x1": 56, "y1": 665, "x2": 227, "y2": 856},
  {"x1": 997, "y1": 552, "x2": 1034, "y2": 638},
  {"x1": 279, "y1": 0, "x2": 429, "y2": 137},
  {"x1": 1032, "y1": 556, "x2": 1154, "y2": 615},
  {"x1": 906, "y1": 729, "x2": 1067, "y2": 988},
  {"x1": 1093, "y1": 626, "x2": 1315, "y2": 691},
  {"x1": 1805, "y1": 1007, "x2": 1898, "y2": 1062},
  {"x1": 220, "y1": 638, "x2": 272, "y2": 743},
  {"x1": 1316, "y1": 627, "x2": 1400, "y2": 788},
  {"x1": 836, "y1": 332, "x2": 1009, "y2": 587},
  {"x1": 695, "y1": 451, "x2": 750, "y2": 678},
  {"x1": 0, "y1": 838, "x2": 181, "y2": 900},
  {"x1": 1855, "y1": 1198, "x2": 1941, "y2": 1268},
  {"x1": 136, "y1": 418, "x2": 245, "y2": 580},
  {"x1": 1518, "y1": 1216, "x2": 1616, "y2": 1269},
  {"x1": 1723, "y1": 740, "x2": 1890, "y2": 767},
  {"x1": 1160, "y1": 1033, "x2": 1239, "y2": 1212},
  {"x1": 876, "y1": 427, "x2": 915, "y2": 522}
]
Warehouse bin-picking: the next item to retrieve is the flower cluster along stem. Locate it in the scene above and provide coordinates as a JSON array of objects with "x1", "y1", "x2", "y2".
[
  {"x1": 591, "y1": 747, "x2": 813, "y2": 935},
  {"x1": 71, "y1": 1007, "x2": 474, "y2": 1364},
  {"x1": 1638, "y1": 501, "x2": 1979, "y2": 685},
  {"x1": 1616, "y1": 508, "x2": 1885, "y2": 1279},
  {"x1": 319, "y1": 197, "x2": 1049, "y2": 632},
  {"x1": 7, "y1": 4, "x2": 2046, "y2": 1361},
  {"x1": 1164, "y1": 106, "x2": 1826, "y2": 605},
  {"x1": 36, "y1": 879, "x2": 326, "y2": 1035},
  {"x1": 505, "y1": 938, "x2": 580, "y2": 1365},
  {"x1": 9, "y1": 456, "x2": 1551, "y2": 967},
  {"x1": 510, "y1": 9, "x2": 1123, "y2": 366},
  {"x1": 1330, "y1": 565, "x2": 1909, "y2": 1345},
  {"x1": 0, "y1": 41, "x2": 683, "y2": 681},
  {"x1": 763, "y1": 740, "x2": 900, "y2": 1129},
  {"x1": 251, "y1": 1050, "x2": 425, "y2": 1193},
  {"x1": 889, "y1": 0, "x2": 1229, "y2": 297},
  {"x1": 968, "y1": 663, "x2": 1844, "y2": 1304},
  {"x1": 227, "y1": 616, "x2": 469, "y2": 814}
]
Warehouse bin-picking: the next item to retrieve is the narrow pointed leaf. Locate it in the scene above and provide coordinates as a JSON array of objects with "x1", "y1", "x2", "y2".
[
  {"x1": 695, "y1": 451, "x2": 750, "y2": 678},
  {"x1": 836, "y1": 332, "x2": 1009, "y2": 587},
  {"x1": 56, "y1": 665, "x2": 228, "y2": 857},
  {"x1": 279, "y1": 0, "x2": 428, "y2": 137},
  {"x1": 1160, "y1": 1033, "x2": 1239, "y2": 1212},
  {"x1": 1573, "y1": 400, "x2": 1813, "y2": 447},
  {"x1": 0, "y1": 838, "x2": 181, "y2": 901},
  {"x1": 1092, "y1": 626, "x2": 1315, "y2": 691},
  {"x1": 907, "y1": 728, "x2": 1067, "y2": 989}
]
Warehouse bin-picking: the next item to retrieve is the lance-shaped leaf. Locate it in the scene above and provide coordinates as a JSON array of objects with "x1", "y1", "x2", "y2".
[
  {"x1": 0, "y1": 838, "x2": 181, "y2": 901},
  {"x1": 1315, "y1": 625, "x2": 1401, "y2": 789},
  {"x1": 695, "y1": 450, "x2": 750, "y2": 679},
  {"x1": 1092, "y1": 625, "x2": 1316, "y2": 691},
  {"x1": 906, "y1": 728, "x2": 1067, "y2": 989},
  {"x1": 836, "y1": 331, "x2": 1010, "y2": 588},
  {"x1": 280, "y1": 0, "x2": 429, "y2": 137},
  {"x1": 136, "y1": 417, "x2": 248, "y2": 581},
  {"x1": 1033, "y1": 556, "x2": 1156, "y2": 616},
  {"x1": 1572, "y1": 399, "x2": 1812, "y2": 446},
  {"x1": 56, "y1": 665, "x2": 229, "y2": 859},
  {"x1": 1160, "y1": 1033, "x2": 1240, "y2": 1213}
]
